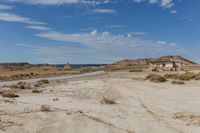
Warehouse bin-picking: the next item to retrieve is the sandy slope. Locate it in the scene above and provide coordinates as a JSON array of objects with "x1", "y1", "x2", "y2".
[{"x1": 0, "y1": 72, "x2": 200, "y2": 133}]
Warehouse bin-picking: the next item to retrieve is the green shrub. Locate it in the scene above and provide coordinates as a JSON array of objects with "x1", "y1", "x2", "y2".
[
  {"x1": 171, "y1": 80, "x2": 185, "y2": 85},
  {"x1": 2, "y1": 92, "x2": 19, "y2": 98},
  {"x1": 146, "y1": 74, "x2": 166, "y2": 83}
]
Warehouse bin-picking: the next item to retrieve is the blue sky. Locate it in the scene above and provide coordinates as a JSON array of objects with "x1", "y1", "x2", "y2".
[{"x1": 0, "y1": 0, "x2": 200, "y2": 64}]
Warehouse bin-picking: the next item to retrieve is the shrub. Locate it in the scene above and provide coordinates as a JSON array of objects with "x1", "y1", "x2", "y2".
[
  {"x1": 10, "y1": 82, "x2": 32, "y2": 90},
  {"x1": 100, "y1": 88, "x2": 121, "y2": 105},
  {"x1": 2, "y1": 92, "x2": 19, "y2": 98},
  {"x1": 37, "y1": 79, "x2": 49, "y2": 85},
  {"x1": 32, "y1": 89, "x2": 42, "y2": 93},
  {"x1": 129, "y1": 69, "x2": 143, "y2": 72},
  {"x1": 179, "y1": 72, "x2": 196, "y2": 81},
  {"x1": 40, "y1": 105, "x2": 51, "y2": 112},
  {"x1": 164, "y1": 73, "x2": 179, "y2": 79},
  {"x1": 171, "y1": 80, "x2": 185, "y2": 85},
  {"x1": 146, "y1": 74, "x2": 166, "y2": 83},
  {"x1": 195, "y1": 73, "x2": 200, "y2": 80}
]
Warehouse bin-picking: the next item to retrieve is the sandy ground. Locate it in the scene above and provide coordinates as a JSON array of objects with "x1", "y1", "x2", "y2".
[{"x1": 0, "y1": 71, "x2": 200, "y2": 133}]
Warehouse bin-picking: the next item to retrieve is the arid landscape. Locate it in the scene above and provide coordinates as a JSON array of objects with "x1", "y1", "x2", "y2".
[{"x1": 1, "y1": 56, "x2": 200, "y2": 133}]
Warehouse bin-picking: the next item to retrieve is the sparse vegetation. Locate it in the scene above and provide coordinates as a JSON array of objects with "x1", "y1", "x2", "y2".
[
  {"x1": 171, "y1": 80, "x2": 185, "y2": 85},
  {"x1": 178, "y1": 72, "x2": 196, "y2": 81},
  {"x1": 195, "y1": 72, "x2": 200, "y2": 80},
  {"x1": 3, "y1": 99, "x2": 14, "y2": 103},
  {"x1": 129, "y1": 69, "x2": 143, "y2": 72},
  {"x1": 146, "y1": 74, "x2": 166, "y2": 83},
  {"x1": 10, "y1": 82, "x2": 32, "y2": 89},
  {"x1": 32, "y1": 89, "x2": 42, "y2": 93},
  {"x1": 37, "y1": 79, "x2": 49, "y2": 85},
  {"x1": 164, "y1": 72, "x2": 200, "y2": 81},
  {"x1": 164, "y1": 73, "x2": 179, "y2": 79},
  {"x1": 100, "y1": 88, "x2": 121, "y2": 104},
  {"x1": 40, "y1": 105, "x2": 51, "y2": 112},
  {"x1": 2, "y1": 92, "x2": 19, "y2": 98}
]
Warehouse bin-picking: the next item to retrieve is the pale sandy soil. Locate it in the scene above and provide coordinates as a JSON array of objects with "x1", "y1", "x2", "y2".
[{"x1": 1, "y1": 71, "x2": 200, "y2": 133}]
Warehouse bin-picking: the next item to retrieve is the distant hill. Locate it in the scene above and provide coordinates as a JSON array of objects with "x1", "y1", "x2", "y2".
[
  {"x1": 107, "y1": 55, "x2": 197, "y2": 68},
  {"x1": 0, "y1": 63, "x2": 56, "y2": 68},
  {"x1": 156, "y1": 55, "x2": 197, "y2": 65}
]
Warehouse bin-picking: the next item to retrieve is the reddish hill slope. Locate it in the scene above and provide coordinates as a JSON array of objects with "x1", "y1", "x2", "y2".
[{"x1": 107, "y1": 55, "x2": 196, "y2": 68}]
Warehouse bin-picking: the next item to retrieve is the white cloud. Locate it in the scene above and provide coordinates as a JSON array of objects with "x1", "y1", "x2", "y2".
[
  {"x1": 148, "y1": 0, "x2": 175, "y2": 8},
  {"x1": 0, "y1": 12, "x2": 46, "y2": 25},
  {"x1": 0, "y1": 4, "x2": 14, "y2": 10},
  {"x1": 170, "y1": 10, "x2": 177, "y2": 14},
  {"x1": 157, "y1": 41, "x2": 167, "y2": 44},
  {"x1": 25, "y1": 25, "x2": 51, "y2": 31},
  {"x1": 5, "y1": 0, "x2": 111, "y2": 5},
  {"x1": 31, "y1": 30, "x2": 184, "y2": 63},
  {"x1": 92, "y1": 8, "x2": 116, "y2": 14},
  {"x1": 90, "y1": 29, "x2": 97, "y2": 35},
  {"x1": 169, "y1": 42, "x2": 177, "y2": 46},
  {"x1": 160, "y1": 0, "x2": 174, "y2": 8}
]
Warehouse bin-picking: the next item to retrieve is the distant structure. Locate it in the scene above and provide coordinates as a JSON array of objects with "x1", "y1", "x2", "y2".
[
  {"x1": 107, "y1": 55, "x2": 196, "y2": 72},
  {"x1": 150, "y1": 61, "x2": 182, "y2": 72}
]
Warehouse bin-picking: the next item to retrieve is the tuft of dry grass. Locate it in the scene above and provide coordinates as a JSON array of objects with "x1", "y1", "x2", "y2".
[
  {"x1": 2, "y1": 92, "x2": 19, "y2": 98},
  {"x1": 164, "y1": 72, "x2": 200, "y2": 81},
  {"x1": 178, "y1": 72, "x2": 196, "y2": 81},
  {"x1": 100, "y1": 88, "x2": 121, "y2": 104},
  {"x1": 146, "y1": 74, "x2": 166, "y2": 83},
  {"x1": 164, "y1": 73, "x2": 179, "y2": 79},
  {"x1": 37, "y1": 79, "x2": 49, "y2": 85},
  {"x1": 171, "y1": 80, "x2": 185, "y2": 85},
  {"x1": 129, "y1": 69, "x2": 143, "y2": 72},
  {"x1": 195, "y1": 72, "x2": 200, "y2": 80},
  {"x1": 32, "y1": 89, "x2": 42, "y2": 93},
  {"x1": 10, "y1": 82, "x2": 32, "y2": 90},
  {"x1": 40, "y1": 105, "x2": 51, "y2": 112}
]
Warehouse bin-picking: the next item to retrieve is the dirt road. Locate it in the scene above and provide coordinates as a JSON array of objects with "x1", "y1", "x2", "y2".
[{"x1": 0, "y1": 71, "x2": 107, "y2": 86}]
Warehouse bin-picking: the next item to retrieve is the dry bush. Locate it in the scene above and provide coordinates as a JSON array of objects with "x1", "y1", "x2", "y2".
[
  {"x1": 10, "y1": 82, "x2": 32, "y2": 90},
  {"x1": 164, "y1": 73, "x2": 179, "y2": 79},
  {"x1": 2, "y1": 92, "x2": 19, "y2": 98},
  {"x1": 3, "y1": 99, "x2": 14, "y2": 103},
  {"x1": 179, "y1": 72, "x2": 196, "y2": 81},
  {"x1": 37, "y1": 79, "x2": 49, "y2": 85},
  {"x1": 32, "y1": 89, "x2": 42, "y2": 93},
  {"x1": 129, "y1": 69, "x2": 143, "y2": 72},
  {"x1": 171, "y1": 80, "x2": 185, "y2": 85},
  {"x1": 99, "y1": 88, "x2": 121, "y2": 104},
  {"x1": 40, "y1": 105, "x2": 51, "y2": 112},
  {"x1": 146, "y1": 74, "x2": 166, "y2": 83},
  {"x1": 195, "y1": 72, "x2": 200, "y2": 80}
]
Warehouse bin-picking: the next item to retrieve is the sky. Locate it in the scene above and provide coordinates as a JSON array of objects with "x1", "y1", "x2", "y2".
[{"x1": 0, "y1": 0, "x2": 200, "y2": 64}]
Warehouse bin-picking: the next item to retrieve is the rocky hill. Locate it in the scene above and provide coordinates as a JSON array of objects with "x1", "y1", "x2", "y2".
[
  {"x1": 156, "y1": 55, "x2": 196, "y2": 65},
  {"x1": 107, "y1": 55, "x2": 197, "y2": 68}
]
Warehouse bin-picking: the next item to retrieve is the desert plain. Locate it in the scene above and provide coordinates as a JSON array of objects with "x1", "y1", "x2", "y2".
[{"x1": 0, "y1": 69, "x2": 200, "y2": 133}]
